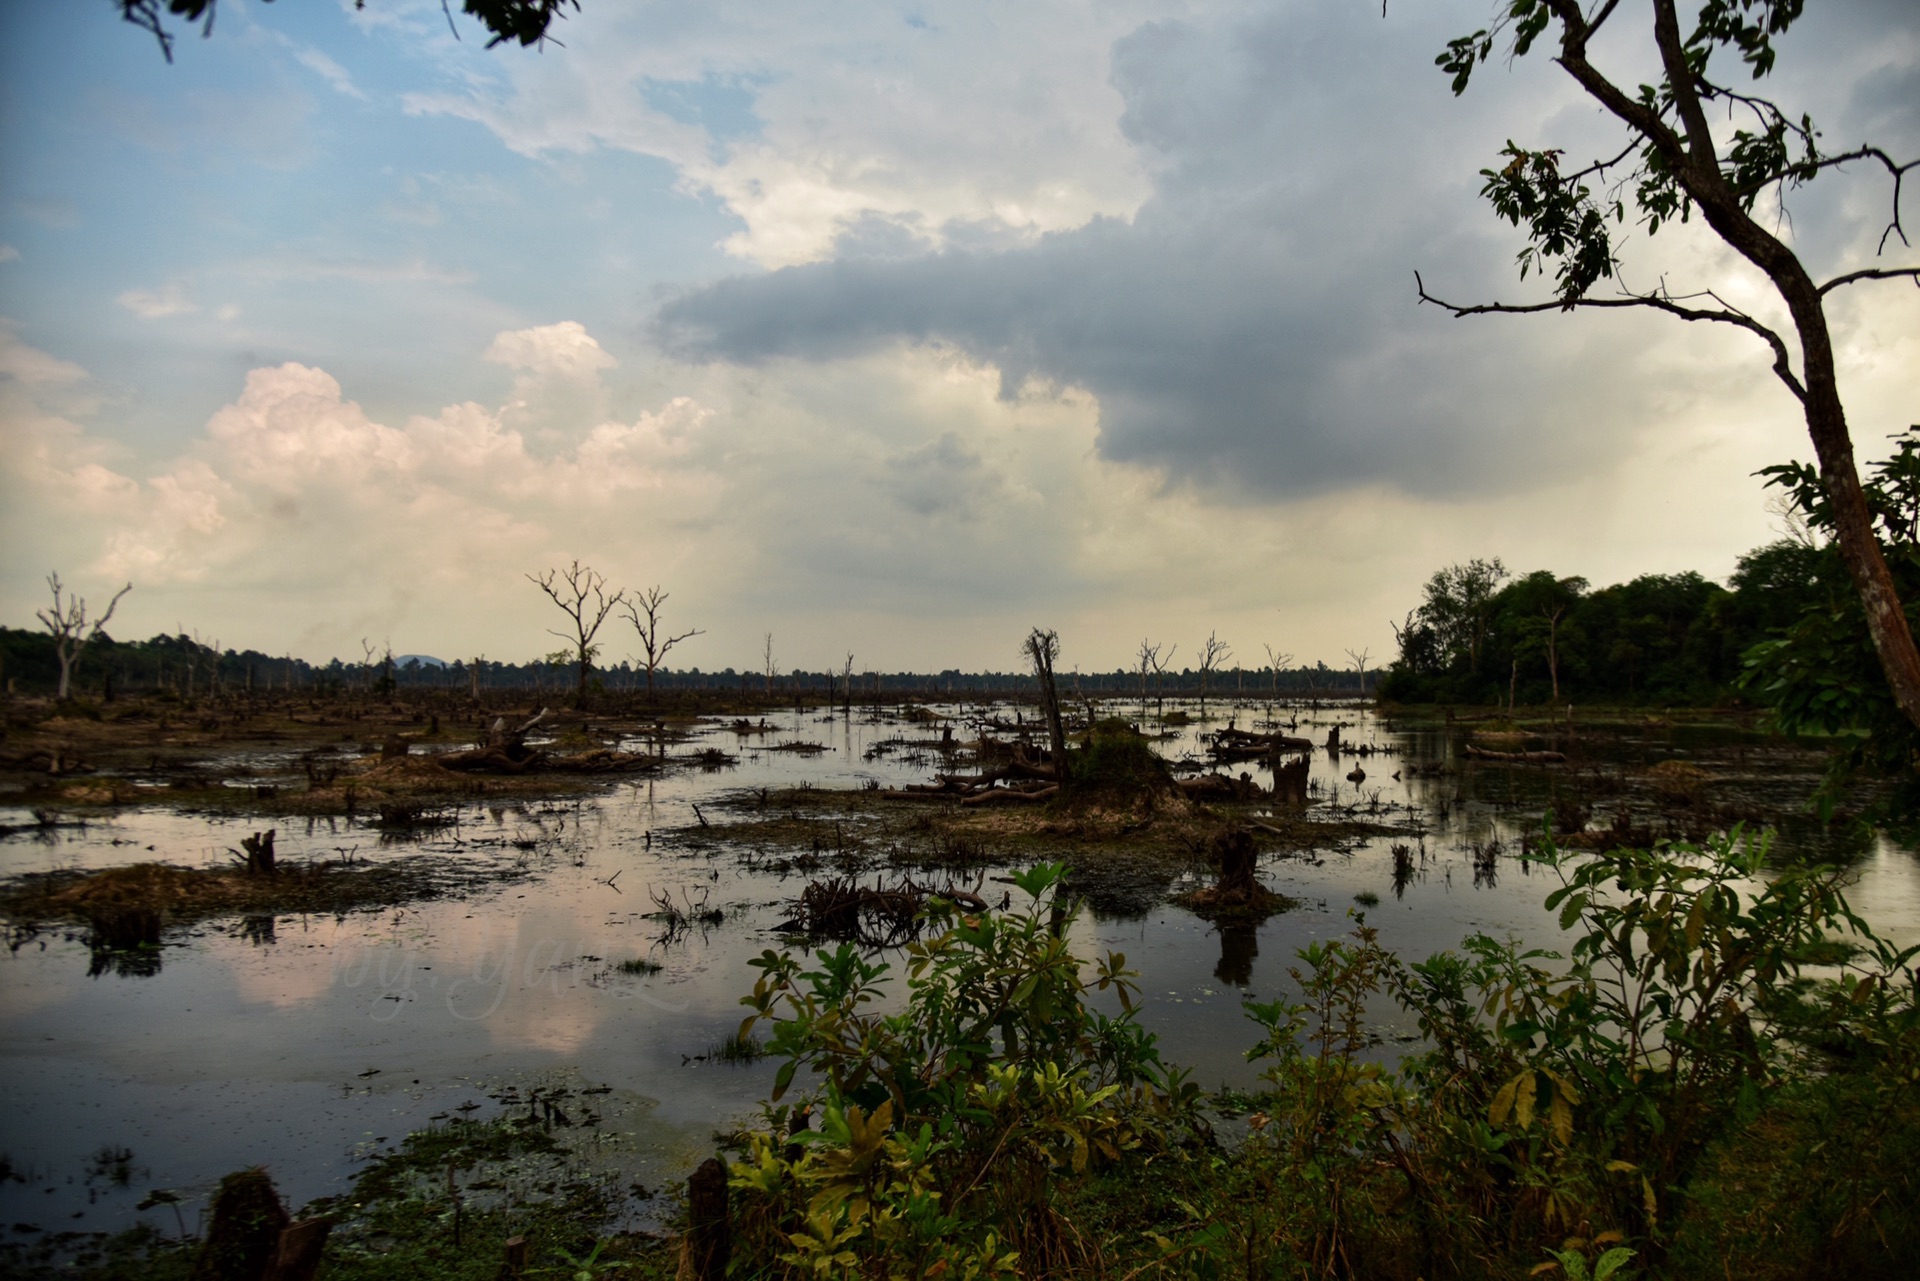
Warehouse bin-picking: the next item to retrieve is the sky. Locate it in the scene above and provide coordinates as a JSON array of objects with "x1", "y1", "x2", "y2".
[{"x1": 1, "y1": 0, "x2": 1915, "y2": 676}]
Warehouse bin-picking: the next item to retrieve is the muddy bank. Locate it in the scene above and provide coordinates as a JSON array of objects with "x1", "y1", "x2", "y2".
[{"x1": 668, "y1": 782, "x2": 1410, "y2": 916}]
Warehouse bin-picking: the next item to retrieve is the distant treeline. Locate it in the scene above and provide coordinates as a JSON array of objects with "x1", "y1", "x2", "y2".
[
  {"x1": 0, "y1": 627, "x2": 1372, "y2": 701},
  {"x1": 1378, "y1": 540, "x2": 1825, "y2": 707}
]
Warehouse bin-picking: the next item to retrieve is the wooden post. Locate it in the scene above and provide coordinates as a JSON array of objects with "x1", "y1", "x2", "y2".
[
  {"x1": 686, "y1": 1157, "x2": 731, "y2": 1281},
  {"x1": 262, "y1": 1219, "x2": 332, "y2": 1281},
  {"x1": 502, "y1": 1236, "x2": 528, "y2": 1277}
]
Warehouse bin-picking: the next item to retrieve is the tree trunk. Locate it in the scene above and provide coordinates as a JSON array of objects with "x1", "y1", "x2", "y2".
[{"x1": 1640, "y1": 0, "x2": 1920, "y2": 734}]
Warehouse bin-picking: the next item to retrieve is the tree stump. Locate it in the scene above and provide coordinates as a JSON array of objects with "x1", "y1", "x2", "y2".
[
  {"x1": 189, "y1": 1168, "x2": 289, "y2": 1281},
  {"x1": 1213, "y1": 828, "x2": 1258, "y2": 900},
  {"x1": 1270, "y1": 753, "x2": 1310, "y2": 806},
  {"x1": 684, "y1": 1157, "x2": 731, "y2": 1281},
  {"x1": 261, "y1": 1219, "x2": 331, "y2": 1281},
  {"x1": 239, "y1": 830, "x2": 276, "y2": 876}
]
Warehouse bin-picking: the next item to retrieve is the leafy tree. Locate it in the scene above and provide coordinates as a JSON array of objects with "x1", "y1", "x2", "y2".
[
  {"x1": 1500, "y1": 570, "x2": 1588, "y2": 701},
  {"x1": 120, "y1": 0, "x2": 579, "y2": 61},
  {"x1": 1416, "y1": 0, "x2": 1920, "y2": 730},
  {"x1": 1419, "y1": 557, "x2": 1509, "y2": 676}
]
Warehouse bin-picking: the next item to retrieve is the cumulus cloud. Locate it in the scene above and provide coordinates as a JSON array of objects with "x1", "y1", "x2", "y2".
[
  {"x1": 0, "y1": 313, "x2": 1851, "y2": 669},
  {"x1": 485, "y1": 322, "x2": 618, "y2": 379}
]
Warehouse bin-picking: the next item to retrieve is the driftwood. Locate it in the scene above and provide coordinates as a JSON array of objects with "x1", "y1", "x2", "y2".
[
  {"x1": 1465, "y1": 744, "x2": 1567, "y2": 764},
  {"x1": 1208, "y1": 727, "x2": 1315, "y2": 762},
  {"x1": 886, "y1": 746, "x2": 1061, "y2": 804},
  {"x1": 435, "y1": 746, "x2": 543, "y2": 774},
  {"x1": 960, "y1": 784, "x2": 1058, "y2": 806},
  {"x1": 438, "y1": 708, "x2": 555, "y2": 773},
  {"x1": 0, "y1": 749, "x2": 92, "y2": 775}
]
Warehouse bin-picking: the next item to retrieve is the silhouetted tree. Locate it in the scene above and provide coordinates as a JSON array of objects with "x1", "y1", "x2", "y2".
[
  {"x1": 620, "y1": 586, "x2": 702, "y2": 703},
  {"x1": 36, "y1": 573, "x2": 131, "y2": 701},
  {"x1": 529, "y1": 561, "x2": 623, "y2": 709}
]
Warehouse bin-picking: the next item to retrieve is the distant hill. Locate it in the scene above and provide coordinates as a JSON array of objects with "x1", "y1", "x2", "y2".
[{"x1": 395, "y1": 654, "x2": 447, "y2": 669}]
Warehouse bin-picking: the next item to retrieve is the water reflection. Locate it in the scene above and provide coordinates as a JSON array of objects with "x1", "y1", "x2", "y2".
[
  {"x1": 7, "y1": 698, "x2": 1920, "y2": 1238},
  {"x1": 1213, "y1": 924, "x2": 1258, "y2": 987}
]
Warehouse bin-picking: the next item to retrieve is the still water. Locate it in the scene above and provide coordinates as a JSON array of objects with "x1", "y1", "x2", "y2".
[{"x1": 3, "y1": 702, "x2": 1916, "y2": 1236}]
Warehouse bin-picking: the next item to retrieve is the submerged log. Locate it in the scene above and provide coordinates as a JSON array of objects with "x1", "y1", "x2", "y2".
[{"x1": 1464, "y1": 744, "x2": 1567, "y2": 764}]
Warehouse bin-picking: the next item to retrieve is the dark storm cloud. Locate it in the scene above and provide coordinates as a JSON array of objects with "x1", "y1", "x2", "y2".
[{"x1": 656, "y1": 2, "x2": 1917, "y2": 501}]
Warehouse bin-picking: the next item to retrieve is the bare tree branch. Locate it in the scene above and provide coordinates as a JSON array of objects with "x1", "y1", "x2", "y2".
[
  {"x1": 1415, "y1": 271, "x2": 1806, "y2": 400},
  {"x1": 1818, "y1": 267, "x2": 1920, "y2": 296}
]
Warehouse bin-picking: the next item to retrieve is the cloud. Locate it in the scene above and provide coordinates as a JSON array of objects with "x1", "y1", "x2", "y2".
[
  {"x1": 654, "y1": 1, "x2": 1920, "y2": 505},
  {"x1": 116, "y1": 285, "x2": 199, "y2": 319},
  {"x1": 289, "y1": 44, "x2": 369, "y2": 101},
  {"x1": 399, "y1": 0, "x2": 1160, "y2": 266},
  {"x1": 485, "y1": 322, "x2": 618, "y2": 379},
  {"x1": 0, "y1": 313, "x2": 1859, "y2": 670},
  {"x1": 0, "y1": 245, "x2": 18, "y2": 263},
  {"x1": 0, "y1": 322, "x2": 88, "y2": 386}
]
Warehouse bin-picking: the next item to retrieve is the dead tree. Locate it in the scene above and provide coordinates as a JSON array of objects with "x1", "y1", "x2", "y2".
[
  {"x1": 1023, "y1": 627, "x2": 1067, "y2": 778},
  {"x1": 841, "y1": 652, "x2": 855, "y2": 715},
  {"x1": 528, "y1": 561, "x2": 624, "y2": 709},
  {"x1": 1344, "y1": 646, "x2": 1373, "y2": 698},
  {"x1": 1150, "y1": 642, "x2": 1177, "y2": 719},
  {"x1": 37, "y1": 573, "x2": 131, "y2": 701},
  {"x1": 1136, "y1": 639, "x2": 1162, "y2": 720},
  {"x1": 762, "y1": 633, "x2": 779, "y2": 697},
  {"x1": 620, "y1": 586, "x2": 703, "y2": 703},
  {"x1": 1262, "y1": 644, "x2": 1292, "y2": 700},
  {"x1": 1197, "y1": 631, "x2": 1231, "y2": 717}
]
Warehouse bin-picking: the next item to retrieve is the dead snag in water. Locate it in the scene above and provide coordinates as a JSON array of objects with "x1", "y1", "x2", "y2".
[
  {"x1": 685, "y1": 1157, "x2": 731, "y2": 1281},
  {"x1": 1180, "y1": 827, "x2": 1293, "y2": 921},
  {"x1": 231, "y1": 830, "x2": 277, "y2": 876}
]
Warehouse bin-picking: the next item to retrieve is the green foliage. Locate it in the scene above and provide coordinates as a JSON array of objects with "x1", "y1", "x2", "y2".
[
  {"x1": 1065, "y1": 719, "x2": 1175, "y2": 799},
  {"x1": 718, "y1": 831, "x2": 1919, "y2": 1280},
  {"x1": 1743, "y1": 428, "x2": 1920, "y2": 807},
  {"x1": 728, "y1": 863, "x2": 1201, "y2": 1277},
  {"x1": 1435, "y1": 0, "x2": 1828, "y2": 305},
  {"x1": 1381, "y1": 561, "x2": 1738, "y2": 706}
]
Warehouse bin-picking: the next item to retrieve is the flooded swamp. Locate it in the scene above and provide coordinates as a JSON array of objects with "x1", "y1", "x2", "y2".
[{"x1": 3, "y1": 698, "x2": 1917, "y2": 1254}]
